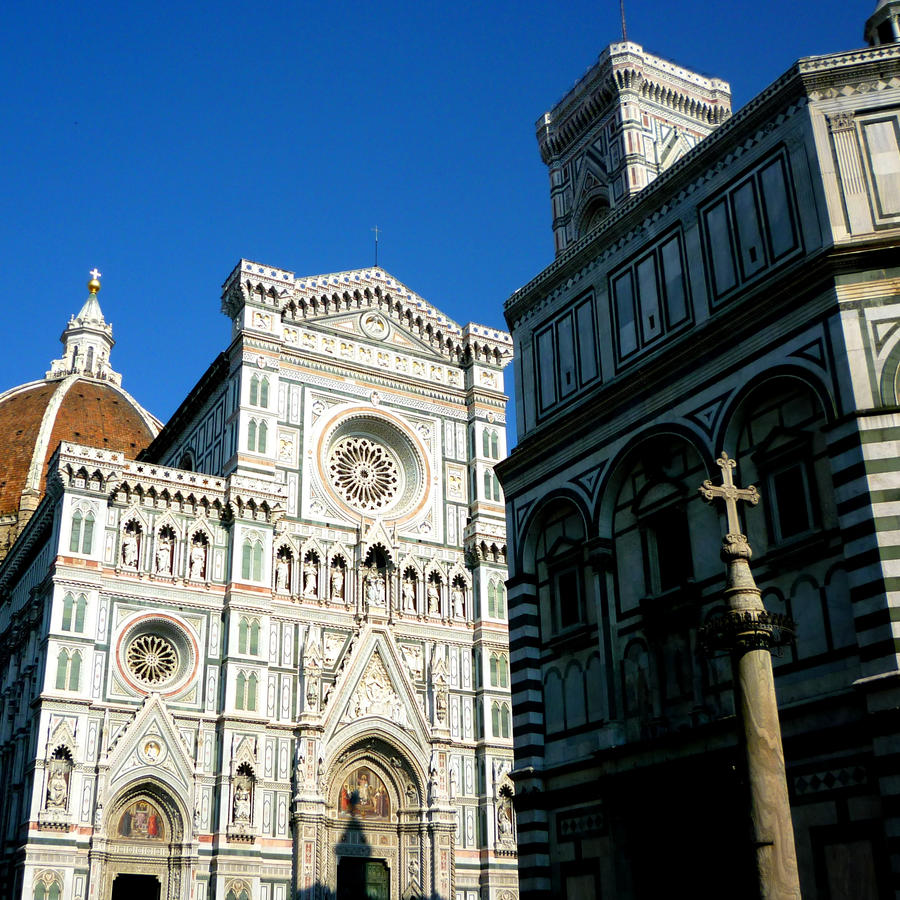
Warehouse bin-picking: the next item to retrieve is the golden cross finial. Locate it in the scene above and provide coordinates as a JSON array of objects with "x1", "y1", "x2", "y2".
[
  {"x1": 699, "y1": 451, "x2": 759, "y2": 535},
  {"x1": 88, "y1": 268, "x2": 102, "y2": 294}
]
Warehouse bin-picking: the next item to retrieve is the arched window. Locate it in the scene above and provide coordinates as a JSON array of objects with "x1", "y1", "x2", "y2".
[
  {"x1": 252, "y1": 542, "x2": 263, "y2": 581},
  {"x1": 69, "y1": 512, "x2": 82, "y2": 553},
  {"x1": 495, "y1": 581, "x2": 505, "y2": 618},
  {"x1": 82, "y1": 512, "x2": 94, "y2": 554},
  {"x1": 482, "y1": 430, "x2": 490, "y2": 457},
  {"x1": 483, "y1": 470, "x2": 491, "y2": 500},
  {"x1": 491, "y1": 430, "x2": 499, "y2": 459},
  {"x1": 258, "y1": 421, "x2": 268, "y2": 454},
  {"x1": 74, "y1": 595, "x2": 87, "y2": 633},
  {"x1": 55, "y1": 650, "x2": 69, "y2": 690},
  {"x1": 238, "y1": 618, "x2": 249, "y2": 654},
  {"x1": 61, "y1": 594, "x2": 74, "y2": 631},
  {"x1": 499, "y1": 655, "x2": 509, "y2": 688},
  {"x1": 241, "y1": 538, "x2": 264, "y2": 582},
  {"x1": 236, "y1": 672, "x2": 246, "y2": 710},
  {"x1": 68, "y1": 651, "x2": 81, "y2": 691},
  {"x1": 260, "y1": 377, "x2": 269, "y2": 408},
  {"x1": 250, "y1": 620, "x2": 260, "y2": 655},
  {"x1": 249, "y1": 373, "x2": 260, "y2": 406},
  {"x1": 247, "y1": 673, "x2": 258, "y2": 711},
  {"x1": 490, "y1": 653, "x2": 499, "y2": 686},
  {"x1": 500, "y1": 703, "x2": 511, "y2": 738},
  {"x1": 247, "y1": 420, "x2": 257, "y2": 452},
  {"x1": 491, "y1": 702, "x2": 500, "y2": 737}
]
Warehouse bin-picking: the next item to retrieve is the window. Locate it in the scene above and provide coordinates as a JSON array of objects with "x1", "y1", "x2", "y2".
[
  {"x1": 490, "y1": 653, "x2": 509, "y2": 688},
  {"x1": 249, "y1": 374, "x2": 270, "y2": 408},
  {"x1": 241, "y1": 537, "x2": 264, "y2": 582},
  {"x1": 492, "y1": 702, "x2": 511, "y2": 738},
  {"x1": 491, "y1": 430, "x2": 499, "y2": 459},
  {"x1": 553, "y1": 567, "x2": 584, "y2": 632},
  {"x1": 611, "y1": 231, "x2": 690, "y2": 360},
  {"x1": 236, "y1": 671, "x2": 258, "y2": 711},
  {"x1": 642, "y1": 503, "x2": 693, "y2": 595},
  {"x1": 55, "y1": 649, "x2": 81, "y2": 692},
  {"x1": 69, "y1": 510, "x2": 94, "y2": 554},
  {"x1": 258, "y1": 421, "x2": 267, "y2": 454},
  {"x1": 247, "y1": 420, "x2": 257, "y2": 451},
  {"x1": 484, "y1": 469, "x2": 501, "y2": 502},
  {"x1": 61, "y1": 594, "x2": 87, "y2": 633},
  {"x1": 702, "y1": 152, "x2": 800, "y2": 303},
  {"x1": 482, "y1": 429, "x2": 490, "y2": 458},
  {"x1": 238, "y1": 617, "x2": 260, "y2": 655},
  {"x1": 487, "y1": 579, "x2": 506, "y2": 618}
]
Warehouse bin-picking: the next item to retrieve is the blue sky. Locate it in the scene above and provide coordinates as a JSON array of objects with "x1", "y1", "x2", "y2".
[{"x1": 0, "y1": 1, "x2": 867, "y2": 434}]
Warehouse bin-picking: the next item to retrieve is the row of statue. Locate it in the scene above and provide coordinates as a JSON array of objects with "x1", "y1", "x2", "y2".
[
  {"x1": 275, "y1": 559, "x2": 468, "y2": 617},
  {"x1": 120, "y1": 527, "x2": 208, "y2": 580}
]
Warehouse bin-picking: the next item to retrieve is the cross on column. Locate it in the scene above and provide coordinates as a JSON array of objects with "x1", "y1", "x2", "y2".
[{"x1": 699, "y1": 451, "x2": 759, "y2": 536}]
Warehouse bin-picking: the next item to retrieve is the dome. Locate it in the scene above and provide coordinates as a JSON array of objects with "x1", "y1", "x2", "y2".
[{"x1": 0, "y1": 273, "x2": 160, "y2": 558}]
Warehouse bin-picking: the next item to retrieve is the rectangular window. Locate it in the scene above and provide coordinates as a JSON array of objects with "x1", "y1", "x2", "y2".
[
  {"x1": 556, "y1": 313, "x2": 577, "y2": 398},
  {"x1": 759, "y1": 158, "x2": 796, "y2": 258},
  {"x1": 575, "y1": 298, "x2": 598, "y2": 384},
  {"x1": 553, "y1": 567, "x2": 582, "y2": 632},
  {"x1": 863, "y1": 118, "x2": 900, "y2": 218},
  {"x1": 660, "y1": 236, "x2": 687, "y2": 326},
  {"x1": 536, "y1": 327, "x2": 557, "y2": 411},
  {"x1": 613, "y1": 271, "x2": 637, "y2": 357},
  {"x1": 636, "y1": 255, "x2": 662, "y2": 343},
  {"x1": 732, "y1": 179, "x2": 766, "y2": 279},
  {"x1": 705, "y1": 200, "x2": 737, "y2": 295}
]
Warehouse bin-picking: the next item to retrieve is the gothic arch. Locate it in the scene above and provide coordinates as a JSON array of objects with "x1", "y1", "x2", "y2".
[{"x1": 516, "y1": 490, "x2": 591, "y2": 574}]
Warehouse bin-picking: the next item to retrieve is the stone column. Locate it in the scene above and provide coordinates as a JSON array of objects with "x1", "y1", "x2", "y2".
[{"x1": 700, "y1": 454, "x2": 800, "y2": 900}]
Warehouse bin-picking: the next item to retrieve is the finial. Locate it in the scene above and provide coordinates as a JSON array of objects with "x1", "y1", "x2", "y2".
[{"x1": 88, "y1": 268, "x2": 102, "y2": 294}]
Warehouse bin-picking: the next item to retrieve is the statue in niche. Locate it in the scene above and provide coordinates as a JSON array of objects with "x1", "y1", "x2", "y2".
[
  {"x1": 435, "y1": 687, "x2": 448, "y2": 724},
  {"x1": 121, "y1": 530, "x2": 139, "y2": 568},
  {"x1": 427, "y1": 582, "x2": 440, "y2": 616},
  {"x1": 233, "y1": 784, "x2": 251, "y2": 823},
  {"x1": 402, "y1": 576, "x2": 416, "y2": 613},
  {"x1": 366, "y1": 568, "x2": 386, "y2": 607},
  {"x1": 275, "y1": 555, "x2": 290, "y2": 592},
  {"x1": 330, "y1": 565, "x2": 344, "y2": 602},
  {"x1": 451, "y1": 583, "x2": 465, "y2": 618},
  {"x1": 304, "y1": 559, "x2": 318, "y2": 598},
  {"x1": 497, "y1": 799, "x2": 513, "y2": 839},
  {"x1": 45, "y1": 761, "x2": 69, "y2": 809},
  {"x1": 306, "y1": 678, "x2": 319, "y2": 711},
  {"x1": 155, "y1": 532, "x2": 173, "y2": 575},
  {"x1": 189, "y1": 538, "x2": 207, "y2": 580}
]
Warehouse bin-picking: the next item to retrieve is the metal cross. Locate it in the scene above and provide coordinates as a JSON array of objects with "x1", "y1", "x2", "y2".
[
  {"x1": 90, "y1": 268, "x2": 102, "y2": 280},
  {"x1": 371, "y1": 226, "x2": 380, "y2": 268},
  {"x1": 699, "y1": 452, "x2": 760, "y2": 536}
]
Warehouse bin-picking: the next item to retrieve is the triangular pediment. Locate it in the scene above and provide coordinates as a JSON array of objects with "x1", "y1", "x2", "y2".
[
  {"x1": 322, "y1": 627, "x2": 430, "y2": 748},
  {"x1": 105, "y1": 694, "x2": 195, "y2": 796}
]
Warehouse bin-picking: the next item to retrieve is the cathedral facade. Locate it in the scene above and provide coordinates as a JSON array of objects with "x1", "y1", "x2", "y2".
[
  {"x1": 0, "y1": 262, "x2": 516, "y2": 900},
  {"x1": 499, "y1": 17, "x2": 900, "y2": 900}
]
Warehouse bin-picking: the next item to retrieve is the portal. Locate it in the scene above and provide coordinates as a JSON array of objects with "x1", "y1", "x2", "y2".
[
  {"x1": 337, "y1": 857, "x2": 389, "y2": 900},
  {"x1": 110, "y1": 874, "x2": 161, "y2": 900}
]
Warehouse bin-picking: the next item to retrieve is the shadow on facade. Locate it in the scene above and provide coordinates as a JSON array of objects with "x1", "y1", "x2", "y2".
[{"x1": 287, "y1": 812, "x2": 444, "y2": 900}]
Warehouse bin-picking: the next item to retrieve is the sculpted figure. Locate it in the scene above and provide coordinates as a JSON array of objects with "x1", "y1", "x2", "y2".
[
  {"x1": 330, "y1": 567, "x2": 344, "y2": 602},
  {"x1": 189, "y1": 542, "x2": 206, "y2": 580},
  {"x1": 275, "y1": 556, "x2": 290, "y2": 592},
  {"x1": 451, "y1": 585, "x2": 465, "y2": 618},
  {"x1": 155, "y1": 535, "x2": 172, "y2": 575},
  {"x1": 402, "y1": 577, "x2": 416, "y2": 612},
  {"x1": 304, "y1": 560, "x2": 317, "y2": 598},
  {"x1": 122, "y1": 533, "x2": 138, "y2": 568},
  {"x1": 233, "y1": 785, "x2": 251, "y2": 823},
  {"x1": 46, "y1": 768, "x2": 68, "y2": 809},
  {"x1": 427, "y1": 583, "x2": 440, "y2": 615}
]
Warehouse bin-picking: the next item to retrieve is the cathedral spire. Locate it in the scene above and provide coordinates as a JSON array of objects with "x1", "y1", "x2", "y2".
[{"x1": 47, "y1": 269, "x2": 121, "y2": 385}]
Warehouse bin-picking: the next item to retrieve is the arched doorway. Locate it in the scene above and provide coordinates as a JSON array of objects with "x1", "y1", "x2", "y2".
[{"x1": 89, "y1": 781, "x2": 193, "y2": 900}]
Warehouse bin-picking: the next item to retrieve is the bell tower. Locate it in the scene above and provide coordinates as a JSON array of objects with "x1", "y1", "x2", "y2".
[{"x1": 537, "y1": 41, "x2": 732, "y2": 255}]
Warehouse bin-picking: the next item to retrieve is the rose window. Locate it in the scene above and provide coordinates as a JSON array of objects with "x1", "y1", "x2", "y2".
[
  {"x1": 126, "y1": 634, "x2": 178, "y2": 685},
  {"x1": 328, "y1": 437, "x2": 400, "y2": 511}
]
